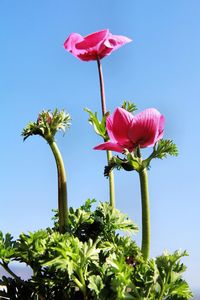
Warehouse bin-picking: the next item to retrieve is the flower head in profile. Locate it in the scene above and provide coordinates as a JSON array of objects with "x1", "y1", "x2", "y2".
[
  {"x1": 22, "y1": 109, "x2": 71, "y2": 142},
  {"x1": 94, "y1": 107, "x2": 164, "y2": 153},
  {"x1": 64, "y1": 29, "x2": 132, "y2": 61}
]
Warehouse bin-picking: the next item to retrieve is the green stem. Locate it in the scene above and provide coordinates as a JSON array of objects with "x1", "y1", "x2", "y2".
[
  {"x1": 79, "y1": 269, "x2": 87, "y2": 296},
  {"x1": 139, "y1": 168, "x2": 150, "y2": 260},
  {"x1": 48, "y1": 140, "x2": 68, "y2": 233},
  {"x1": 158, "y1": 282, "x2": 165, "y2": 300},
  {"x1": 72, "y1": 274, "x2": 87, "y2": 299},
  {"x1": 97, "y1": 57, "x2": 115, "y2": 208},
  {"x1": 107, "y1": 150, "x2": 115, "y2": 207}
]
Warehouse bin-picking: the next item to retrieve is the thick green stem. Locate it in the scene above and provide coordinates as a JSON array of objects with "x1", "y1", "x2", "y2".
[
  {"x1": 48, "y1": 140, "x2": 68, "y2": 233},
  {"x1": 97, "y1": 58, "x2": 115, "y2": 208},
  {"x1": 106, "y1": 150, "x2": 115, "y2": 207},
  {"x1": 139, "y1": 168, "x2": 150, "y2": 260},
  {"x1": 72, "y1": 274, "x2": 87, "y2": 299}
]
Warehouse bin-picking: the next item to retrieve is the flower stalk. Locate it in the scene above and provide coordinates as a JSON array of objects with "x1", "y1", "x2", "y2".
[
  {"x1": 22, "y1": 109, "x2": 71, "y2": 234},
  {"x1": 64, "y1": 30, "x2": 131, "y2": 209},
  {"x1": 106, "y1": 150, "x2": 115, "y2": 208},
  {"x1": 48, "y1": 140, "x2": 68, "y2": 234},
  {"x1": 97, "y1": 57, "x2": 106, "y2": 115},
  {"x1": 139, "y1": 167, "x2": 150, "y2": 260},
  {"x1": 97, "y1": 57, "x2": 115, "y2": 208}
]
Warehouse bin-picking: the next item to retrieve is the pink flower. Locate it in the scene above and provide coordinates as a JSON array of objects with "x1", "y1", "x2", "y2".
[
  {"x1": 94, "y1": 107, "x2": 165, "y2": 153},
  {"x1": 64, "y1": 29, "x2": 132, "y2": 61}
]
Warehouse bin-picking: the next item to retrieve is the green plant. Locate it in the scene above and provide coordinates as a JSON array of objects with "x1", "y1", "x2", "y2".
[{"x1": 0, "y1": 200, "x2": 192, "y2": 300}]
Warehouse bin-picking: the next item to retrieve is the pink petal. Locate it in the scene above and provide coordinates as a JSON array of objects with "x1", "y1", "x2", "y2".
[
  {"x1": 157, "y1": 115, "x2": 165, "y2": 140},
  {"x1": 77, "y1": 52, "x2": 99, "y2": 61},
  {"x1": 98, "y1": 33, "x2": 132, "y2": 59},
  {"x1": 97, "y1": 46, "x2": 114, "y2": 59},
  {"x1": 128, "y1": 108, "x2": 164, "y2": 148},
  {"x1": 104, "y1": 34, "x2": 132, "y2": 49},
  {"x1": 76, "y1": 29, "x2": 109, "y2": 49},
  {"x1": 64, "y1": 33, "x2": 84, "y2": 57},
  {"x1": 107, "y1": 107, "x2": 133, "y2": 145},
  {"x1": 74, "y1": 30, "x2": 109, "y2": 61},
  {"x1": 94, "y1": 141, "x2": 124, "y2": 153},
  {"x1": 106, "y1": 114, "x2": 117, "y2": 142}
]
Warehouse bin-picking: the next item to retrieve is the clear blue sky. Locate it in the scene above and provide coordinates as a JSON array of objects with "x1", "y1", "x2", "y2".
[{"x1": 1, "y1": 0, "x2": 200, "y2": 291}]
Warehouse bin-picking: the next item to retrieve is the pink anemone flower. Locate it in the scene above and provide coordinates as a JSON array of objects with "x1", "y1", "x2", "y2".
[
  {"x1": 94, "y1": 107, "x2": 165, "y2": 153},
  {"x1": 64, "y1": 29, "x2": 132, "y2": 61}
]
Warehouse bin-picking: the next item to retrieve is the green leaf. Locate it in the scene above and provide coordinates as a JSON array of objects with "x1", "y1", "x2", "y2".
[
  {"x1": 154, "y1": 139, "x2": 178, "y2": 159},
  {"x1": 106, "y1": 254, "x2": 136, "y2": 299},
  {"x1": 88, "y1": 275, "x2": 104, "y2": 296},
  {"x1": 84, "y1": 108, "x2": 108, "y2": 139},
  {"x1": 0, "y1": 231, "x2": 16, "y2": 263},
  {"x1": 121, "y1": 101, "x2": 138, "y2": 113},
  {"x1": 155, "y1": 250, "x2": 193, "y2": 299},
  {"x1": 168, "y1": 279, "x2": 193, "y2": 299},
  {"x1": 79, "y1": 239, "x2": 100, "y2": 266},
  {"x1": 142, "y1": 139, "x2": 178, "y2": 169},
  {"x1": 80, "y1": 198, "x2": 96, "y2": 212},
  {"x1": 94, "y1": 202, "x2": 139, "y2": 234}
]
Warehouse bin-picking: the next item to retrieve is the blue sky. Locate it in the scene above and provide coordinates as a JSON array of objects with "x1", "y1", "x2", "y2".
[{"x1": 1, "y1": 0, "x2": 200, "y2": 291}]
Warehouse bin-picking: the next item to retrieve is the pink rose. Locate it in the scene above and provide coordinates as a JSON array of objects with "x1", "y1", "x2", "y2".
[
  {"x1": 64, "y1": 29, "x2": 132, "y2": 61},
  {"x1": 94, "y1": 107, "x2": 165, "y2": 153}
]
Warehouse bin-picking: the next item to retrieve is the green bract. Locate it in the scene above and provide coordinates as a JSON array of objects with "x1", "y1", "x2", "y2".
[
  {"x1": 22, "y1": 109, "x2": 71, "y2": 142},
  {"x1": 104, "y1": 139, "x2": 178, "y2": 176}
]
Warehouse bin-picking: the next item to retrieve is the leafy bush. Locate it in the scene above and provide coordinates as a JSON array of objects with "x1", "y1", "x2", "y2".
[{"x1": 0, "y1": 200, "x2": 192, "y2": 300}]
